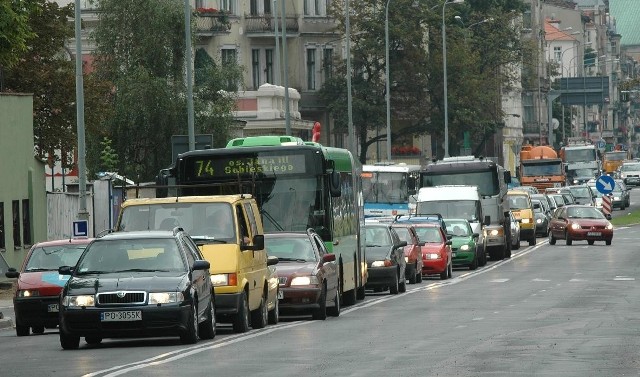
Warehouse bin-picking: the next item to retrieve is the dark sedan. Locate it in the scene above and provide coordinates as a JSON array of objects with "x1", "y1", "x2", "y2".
[
  {"x1": 365, "y1": 223, "x2": 407, "y2": 294},
  {"x1": 265, "y1": 230, "x2": 340, "y2": 320},
  {"x1": 548, "y1": 205, "x2": 614, "y2": 246},
  {"x1": 58, "y1": 229, "x2": 215, "y2": 349}
]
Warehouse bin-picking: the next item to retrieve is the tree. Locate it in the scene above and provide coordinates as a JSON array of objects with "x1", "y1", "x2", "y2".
[
  {"x1": 0, "y1": 0, "x2": 36, "y2": 76},
  {"x1": 323, "y1": 0, "x2": 528, "y2": 161},
  {"x1": 99, "y1": 136, "x2": 119, "y2": 173}
]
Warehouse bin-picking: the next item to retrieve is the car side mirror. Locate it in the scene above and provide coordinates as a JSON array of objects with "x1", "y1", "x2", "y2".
[
  {"x1": 5, "y1": 267, "x2": 19, "y2": 278},
  {"x1": 446, "y1": 235, "x2": 453, "y2": 240},
  {"x1": 329, "y1": 170, "x2": 341, "y2": 197},
  {"x1": 241, "y1": 234, "x2": 265, "y2": 251},
  {"x1": 58, "y1": 266, "x2": 73, "y2": 275},
  {"x1": 605, "y1": 214, "x2": 612, "y2": 220},
  {"x1": 446, "y1": 240, "x2": 452, "y2": 246},
  {"x1": 397, "y1": 241, "x2": 408, "y2": 249},
  {"x1": 192, "y1": 260, "x2": 210, "y2": 271},
  {"x1": 267, "y1": 255, "x2": 279, "y2": 266},
  {"x1": 472, "y1": 233, "x2": 479, "y2": 239},
  {"x1": 321, "y1": 253, "x2": 336, "y2": 263}
]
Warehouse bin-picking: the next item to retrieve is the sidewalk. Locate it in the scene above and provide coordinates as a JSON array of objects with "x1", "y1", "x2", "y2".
[{"x1": 0, "y1": 281, "x2": 14, "y2": 330}]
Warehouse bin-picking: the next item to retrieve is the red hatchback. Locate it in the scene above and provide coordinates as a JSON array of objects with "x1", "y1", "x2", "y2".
[
  {"x1": 391, "y1": 224, "x2": 423, "y2": 284},
  {"x1": 413, "y1": 224, "x2": 452, "y2": 280},
  {"x1": 4, "y1": 238, "x2": 92, "y2": 336},
  {"x1": 548, "y1": 205, "x2": 614, "y2": 245}
]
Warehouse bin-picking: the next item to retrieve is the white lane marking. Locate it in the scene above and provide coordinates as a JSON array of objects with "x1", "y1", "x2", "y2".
[
  {"x1": 570, "y1": 279, "x2": 586, "y2": 282},
  {"x1": 532, "y1": 278, "x2": 550, "y2": 282},
  {"x1": 86, "y1": 242, "x2": 548, "y2": 377},
  {"x1": 614, "y1": 276, "x2": 635, "y2": 281},
  {"x1": 490, "y1": 279, "x2": 509, "y2": 283},
  {"x1": 472, "y1": 317, "x2": 484, "y2": 321}
]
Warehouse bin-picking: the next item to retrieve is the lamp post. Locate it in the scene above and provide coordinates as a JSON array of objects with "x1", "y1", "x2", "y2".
[
  {"x1": 454, "y1": 15, "x2": 492, "y2": 43},
  {"x1": 441, "y1": 0, "x2": 464, "y2": 157},
  {"x1": 384, "y1": 0, "x2": 393, "y2": 161}
]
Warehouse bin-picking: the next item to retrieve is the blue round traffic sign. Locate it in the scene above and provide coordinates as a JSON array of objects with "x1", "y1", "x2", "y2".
[
  {"x1": 595, "y1": 175, "x2": 615, "y2": 195},
  {"x1": 596, "y1": 139, "x2": 606, "y2": 149}
]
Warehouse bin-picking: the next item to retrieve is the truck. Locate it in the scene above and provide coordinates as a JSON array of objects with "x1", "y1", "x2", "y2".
[
  {"x1": 415, "y1": 185, "x2": 487, "y2": 266},
  {"x1": 519, "y1": 145, "x2": 565, "y2": 190},
  {"x1": 559, "y1": 140, "x2": 600, "y2": 185},
  {"x1": 420, "y1": 156, "x2": 512, "y2": 261},
  {"x1": 603, "y1": 150, "x2": 629, "y2": 176}
]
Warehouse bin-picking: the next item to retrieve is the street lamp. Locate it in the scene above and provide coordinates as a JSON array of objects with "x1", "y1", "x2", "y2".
[
  {"x1": 384, "y1": 0, "x2": 393, "y2": 161},
  {"x1": 454, "y1": 15, "x2": 493, "y2": 43},
  {"x1": 441, "y1": 0, "x2": 464, "y2": 157}
]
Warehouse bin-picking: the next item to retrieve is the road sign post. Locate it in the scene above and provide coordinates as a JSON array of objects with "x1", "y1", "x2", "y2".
[{"x1": 602, "y1": 195, "x2": 612, "y2": 217}]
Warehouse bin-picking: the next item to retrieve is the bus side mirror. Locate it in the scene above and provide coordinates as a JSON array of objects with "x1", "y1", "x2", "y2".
[
  {"x1": 329, "y1": 171, "x2": 341, "y2": 197},
  {"x1": 484, "y1": 216, "x2": 491, "y2": 226},
  {"x1": 504, "y1": 172, "x2": 511, "y2": 184}
]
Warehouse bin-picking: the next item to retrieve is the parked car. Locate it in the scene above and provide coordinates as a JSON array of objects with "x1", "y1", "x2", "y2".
[
  {"x1": 364, "y1": 223, "x2": 407, "y2": 294},
  {"x1": 565, "y1": 185, "x2": 596, "y2": 206},
  {"x1": 445, "y1": 219, "x2": 480, "y2": 270},
  {"x1": 548, "y1": 205, "x2": 613, "y2": 246},
  {"x1": 58, "y1": 229, "x2": 216, "y2": 349},
  {"x1": 509, "y1": 211, "x2": 521, "y2": 250},
  {"x1": 618, "y1": 161, "x2": 640, "y2": 186},
  {"x1": 265, "y1": 230, "x2": 340, "y2": 320},
  {"x1": 4, "y1": 238, "x2": 93, "y2": 337},
  {"x1": 390, "y1": 224, "x2": 423, "y2": 284},
  {"x1": 531, "y1": 200, "x2": 550, "y2": 237},
  {"x1": 413, "y1": 223, "x2": 452, "y2": 280}
]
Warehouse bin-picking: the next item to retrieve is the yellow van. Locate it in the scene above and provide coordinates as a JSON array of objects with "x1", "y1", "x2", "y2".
[
  {"x1": 116, "y1": 194, "x2": 279, "y2": 333},
  {"x1": 507, "y1": 190, "x2": 536, "y2": 247}
]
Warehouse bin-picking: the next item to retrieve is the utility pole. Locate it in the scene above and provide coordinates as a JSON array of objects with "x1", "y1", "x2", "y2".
[
  {"x1": 74, "y1": 0, "x2": 88, "y2": 222},
  {"x1": 184, "y1": 0, "x2": 195, "y2": 151}
]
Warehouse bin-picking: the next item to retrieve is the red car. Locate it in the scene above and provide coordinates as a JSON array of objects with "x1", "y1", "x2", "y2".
[
  {"x1": 391, "y1": 224, "x2": 423, "y2": 284},
  {"x1": 413, "y1": 224, "x2": 453, "y2": 280},
  {"x1": 4, "y1": 238, "x2": 93, "y2": 336},
  {"x1": 265, "y1": 231, "x2": 340, "y2": 320},
  {"x1": 548, "y1": 205, "x2": 614, "y2": 245}
]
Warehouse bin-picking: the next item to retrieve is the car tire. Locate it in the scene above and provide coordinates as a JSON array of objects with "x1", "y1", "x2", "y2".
[
  {"x1": 232, "y1": 290, "x2": 250, "y2": 333},
  {"x1": 85, "y1": 336, "x2": 102, "y2": 345},
  {"x1": 327, "y1": 284, "x2": 340, "y2": 317},
  {"x1": 416, "y1": 270, "x2": 423, "y2": 283},
  {"x1": 469, "y1": 254, "x2": 478, "y2": 270},
  {"x1": 512, "y1": 239, "x2": 521, "y2": 250},
  {"x1": 566, "y1": 232, "x2": 572, "y2": 246},
  {"x1": 250, "y1": 292, "x2": 268, "y2": 329},
  {"x1": 408, "y1": 264, "x2": 417, "y2": 284},
  {"x1": 549, "y1": 231, "x2": 556, "y2": 245},
  {"x1": 606, "y1": 239, "x2": 612, "y2": 246},
  {"x1": 60, "y1": 329, "x2": 80, "y2": 350},
  {"x1": 268, "y1": 290, "x2": 279, "y2": 325},
  {"x1": 312, "y1": 285, "x2": 328, "y2": 320},
  {"x1": 15, "y1": 325, "x2": 29, "y2": 337},
  {"x1": 448, "y1": 262, "x2": 453, "y2": 278},
  {"x1": 399, "y1": 276, "x2": 407, "y2": 293},
  {"x1": 479, "y1": 247, "x2": 487, "y2": 266},
  {"x1": 356, "y1": 284, "x2": 366, "y2": 300},
  {"x1": 528, "y1": 236, "x2": 536, "y2": 246},
  {"x1": 588, "y1": 240, "x2": 595, "y2": 245},
  {"x1": 31, "y1": 325, "x2": 45, "y2": 334},
  {"x1": 440, "y1": 266, "x2": 449, "y2": 280},
  {"x1": 199, "y1": 298, "x2": 216, "y2": 340},
  {"x1": 389, "y1": 273, "x2": 400, "y2": 294},
  {"x1": 180, "y1": 301, "x2": 199, "y2": 345}
]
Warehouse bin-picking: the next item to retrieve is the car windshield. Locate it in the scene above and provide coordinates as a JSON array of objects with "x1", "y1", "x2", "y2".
[
  {"x1": 508, "y1": 195, "x2": 529, "y2": 210},
  {"x1": 566, "y1": 207, "x2": 605, "y2": 219},
  {"x1": 365, "y1": 227, "x2": 392, "y2": 247},
  {"x1": 415, "y1": 227, "x2": 443, "y2": 243},
  {"x1": 445, "y1": 221, "x2": 471, "y2": 237},
  {"x1": 25, "y1": 244, "x2": 88, "y2": 271},
  {"x1": 621, "y1": 163, "x2": 640, "y2": 171},
  {"x1": 568, "y1": 187, "x2": 591, "y2": 198},
  {"x1": 392, "y1": 227, "x2": 414, "y2": 244},
  {"x1": 265, "y1": 237, "x2": 316, "y2": 262},
  {"x1": 76, "y1": 238, "x2": 186, "y2": 274}
]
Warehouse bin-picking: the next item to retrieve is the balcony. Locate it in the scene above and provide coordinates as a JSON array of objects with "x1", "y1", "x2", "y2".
[
  {"x1": 523, "y1": 122, "x2": 540, "y2": 135},
  {"x1": 196, "y1": 14, "x2": 231, "y2": 35},
  {"x1": 244, "y1": 14, "x2": 299, "y2": 35}
]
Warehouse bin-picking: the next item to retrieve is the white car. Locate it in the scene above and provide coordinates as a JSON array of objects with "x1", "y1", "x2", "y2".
[{"x1": 586, "y1": 179, "x2": 604, "y2": 212}]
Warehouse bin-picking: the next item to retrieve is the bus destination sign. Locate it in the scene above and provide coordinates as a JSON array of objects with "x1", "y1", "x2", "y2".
[{"x1": 188, "y1": 154, "x2": 307, "y2": 179}]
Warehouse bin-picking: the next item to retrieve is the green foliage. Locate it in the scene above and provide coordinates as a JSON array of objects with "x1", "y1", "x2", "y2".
[
  {"x1": 99, "y1": 136, "x2": 119, "y2": 172},
  {"x1": 0, "y1": 0, "x2": 36, "y2": 69},
  {"x1": 323, "y1": 0, "x2": 528, "y2": 160}
]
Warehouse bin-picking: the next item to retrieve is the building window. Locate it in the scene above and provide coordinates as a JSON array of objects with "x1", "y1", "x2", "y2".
[
  {"x1": 304, "y1": 0, "x2": 325, "y2": 16},
  {"x1": 263, "y1": 0, "x2": 271, "y2": 14},
  {"x1": 195, "y1": 0, "x2": 204, "y2": 8},
  {"x1": 12, "y1": 200, "x2": 20, "y2": 248},
  {"x1": 323, "y1": 47, "x2": 333, "y2": 80},
  {"x1": 523, "y1": 93, "x2": 535, "y2": 124},
  {"x1": 307, "y1": 48, "x2": 316, "y2": 90},
  {"x1": 221, "y1": 48, "x2": 238, "y2": 91},
  {"x1": 252, "y1": 49, "x2": 261, "y2": 89},
  {"x1": 0, "y1": 202, "x2": 5, "y2": 250},
  {"x1": 554, "y1": 46, "x2": 561, "y2": 62},
  {"x1": 265, "y1": 49, "x2": 274, "y2": 84},
  {"x1": 250, "y1": 0, "x2": 258, "y2": 15},
  {"x1": 220, "y1": 0, "x2": 236, "y2": 15},
  {"x1": 22, "y1": 200, "x2": 31, "y2": 246}
]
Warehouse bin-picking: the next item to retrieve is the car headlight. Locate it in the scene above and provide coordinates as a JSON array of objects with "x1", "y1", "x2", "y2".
[
  {"x1": 570, "y1": 223, "x2": 581, "y2": 230},
  {"x1": 149, "y1": 292, "x2": 184, "y2": 305},
  {"x1": 290, "y1": 276, "x2": 319, "y2": 286},
  {"x1": 621, "y1": 174, "x2": 626, "y2": 178},
  {"x1": 17, "y1": 289, "x2": 40, "y2": 298},
  {"x1": 371, "y1": 260, "x2": 391, "y2": 267},
  {"x1": 536, "y1": 218, "x2": 542, "y2": 224},
  {"x1": 210, "y1": 273, "x2": 237, "y2": 287},
  {"x1": 521, "y1": 218, "x2": 531, "y2": 224},
  {"x1": 485, "y1": 229, "x2": 503, "y2": 237},
  {"x1": 62, "y1": 295, "x2": 95, "y2": 307},
  {"x1": 460, "y1": 244, "x2": 470, "y2": 251},
  {"x1": 573, "y1": 179, "x2": 578, "y2": 184},
  {"x1": 606, "y1": 223, "x2": 613, "y2": 230},
  {"x1": 424, "y1": 253, "x2": 440, "y2": 260},
  {"x1": 614, "y1": 196, "x2": 620, "y2": 200},
  {"x1": 404, "y1": 256, "x2": 409, "y2": 262}
]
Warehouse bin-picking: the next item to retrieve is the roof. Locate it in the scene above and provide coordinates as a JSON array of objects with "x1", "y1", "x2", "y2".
[
  {"x1": 98, "y1": 230, "x2": 179, "y2": 240},
  {"x1": 610, "y1": 0, "x2": 640, "y2": 46},
  {"x1": 31, "y1": 238, "x2": 94, "y2": 247},
  {"x1": 544, "y1": 20, "x2": 578, "y2": 42},
  {"x1": 122, "y1": 195, "x2": 251, "y2": 206}
]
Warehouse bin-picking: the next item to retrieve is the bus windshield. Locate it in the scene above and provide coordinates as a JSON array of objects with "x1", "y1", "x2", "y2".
[
  {"x1": 422, "y1": 170, "x2": 499, "y2": 197},
  {"x1": 521, "y1": 161, "x2": 563, "y2": 176},
  {"x1": 605, "y1": 152, "x2": 627, "y2": 161},
  {"x1": 362, "y1": 172, "x2": 408, "y2": 203},
  {"x1": 563, "y1": 149, "x2": 596, "y2": 163},
  {"x1": 256, "y1": 177, "x2": 324, "y2": 232}
]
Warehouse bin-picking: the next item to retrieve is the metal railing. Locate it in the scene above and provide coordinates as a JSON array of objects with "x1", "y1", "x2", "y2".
[
  {"x1": 195, "y1": 14, "x2": 231, "y2": 34},
  {"x1": 244, "y1": 14, "x2": 299, "y2": 33}
]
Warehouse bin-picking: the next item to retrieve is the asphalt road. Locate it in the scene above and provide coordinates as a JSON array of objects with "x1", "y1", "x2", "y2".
[{"x1": 1, "y1": 188, "x2": 639, "y2": 377}]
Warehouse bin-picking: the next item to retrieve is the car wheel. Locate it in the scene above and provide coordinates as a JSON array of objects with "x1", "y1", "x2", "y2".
[
  {"x1": 389, "y1": 273, "x2": 400, "y2": 294},
  {"x1": 440, "y1": 265, "x2": 449, "y2": 280},
  {"x1": 327, "y1": 284, "x2": 340, "y2": 317},
  {"x1": 31, "y1": 325, "x2": 45, "y2": 334},
  {"x1": 566, "y1": 232, "x2": 572, "y2": 246},
  {"x1": 528, "y1": 236, "x2": 536, "y2": 246},
  {"x1": 448, "y1": 261, "x2": 453, "y2": 278},
  {"x1": 232, "y1": 290, "x2": 250, "y2": 333},
  {"x1": 59, "y1": 328, "x2": 80, "y2": 350},
  {"x1": 416, "y1": 270, "x2": 423, "y2": 283},
  {"x1": 512, "y1": 239, "x2": 521, "y2": 250},
  {"x1": 399, "y1": 276, "x2": 407, "y2": 293},
  {"x1": 588, "y1": 240, "x2": 595, "y2": 246},
  {"x1": 199, "y1": 298, "x2": 216, "y2": 340},
  {"x1": 268, "y1": 290, "x2": 279, "y2": 325},
  {"x1": 606, "y1": 239, "x2": 612, "y2": 246},
  {"x1": 479, "y1": 247, "x2": 487, "y2": 266},
  {"x1": 180, "y1": 301, "x2": 199, "y2": 344},
  {"x1": 408, "y1": 264, "x2": 417, "y2": 284},
  {"x1": 312, "y1": 285, "x2": 328, "y2": 320},
  {"x1": 549, "y1": 231, "x2": 556, "y2": 245},
  {"x1": 469, "y1": 254, "x2": 478, "y2": 270},
  {"x1": 85, "y1": 336, "x2": 102, "y2": 345},
  {"x1": 15, "y1": 325, "x2": 29, "y2": 337},
  {"x1": 250, "y1": 292, "x2": 268, "y2": 329}
]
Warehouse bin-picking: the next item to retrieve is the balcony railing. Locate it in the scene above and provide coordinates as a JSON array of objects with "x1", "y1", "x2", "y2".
[
  {"x1": 523, "y1": 122, "x2": 540, "y2": 135},
  {"x1": 244, "y1": 14, "x2": 299, "y2": 34},
  {"x1": 196, "y1": 14, "x2": 231, "y2": 34}
]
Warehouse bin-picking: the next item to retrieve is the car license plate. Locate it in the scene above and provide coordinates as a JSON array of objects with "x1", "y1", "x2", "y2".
[
  {"x1": 100, "y1": 311, "x2": 142, "y2": 322},
  {"x1": 587, "y1": 232, "x2": 601, "y2": 237},
  {"x1": 277, "y1": 290, "x2": 284, "y2": 300},
  {"x1": 47, "y1": 303, "x2": 59, "y2": 313}
]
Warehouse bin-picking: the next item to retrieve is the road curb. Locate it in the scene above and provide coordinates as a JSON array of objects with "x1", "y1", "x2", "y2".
[{"x1": 0, "y1": 313, "x2": 14, "y2": 330}]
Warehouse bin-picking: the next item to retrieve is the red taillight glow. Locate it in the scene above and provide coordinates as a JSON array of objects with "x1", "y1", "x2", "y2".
[{"x1": 228, "y1": 273, "x2": 237, "y2": 286}]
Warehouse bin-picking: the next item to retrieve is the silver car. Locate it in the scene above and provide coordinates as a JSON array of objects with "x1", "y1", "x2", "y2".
[
  {"x1": 509, "y1": 211, "x2": 521, "y2": 250},
  {"x1": 619, "y1": 162, "x2": 640, "y2": 187}
]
